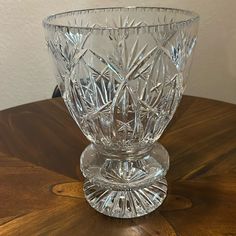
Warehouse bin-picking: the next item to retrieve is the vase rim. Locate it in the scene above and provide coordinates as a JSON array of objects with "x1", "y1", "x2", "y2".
[{"x1": 43, "y1": 6, "x2": 199, "y2": 32}]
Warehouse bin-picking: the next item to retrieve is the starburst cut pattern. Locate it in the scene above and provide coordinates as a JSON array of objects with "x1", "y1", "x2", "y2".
[{"x1": 46, "y1": 14, "x2": 198, "y2": 150}]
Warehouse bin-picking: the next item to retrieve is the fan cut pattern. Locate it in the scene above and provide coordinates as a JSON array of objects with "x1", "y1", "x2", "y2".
[{"x1": 47, "y1": 16, "x2": 197, "y2": 151}]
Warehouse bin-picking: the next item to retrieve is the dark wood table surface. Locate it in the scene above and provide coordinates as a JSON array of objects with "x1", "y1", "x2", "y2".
[{"x1": 0, "y1": 95, "x2": 236, "y2": 236}]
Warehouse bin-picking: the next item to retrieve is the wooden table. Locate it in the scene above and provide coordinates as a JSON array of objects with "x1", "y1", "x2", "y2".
[{"x1": 0, "y1": 96, "x2": 236, "y2": 236}]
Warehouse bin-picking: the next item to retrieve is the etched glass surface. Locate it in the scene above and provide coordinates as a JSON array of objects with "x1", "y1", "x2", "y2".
[{"x1": 43, "y1": 7, "x2": 199, "y2": 218}]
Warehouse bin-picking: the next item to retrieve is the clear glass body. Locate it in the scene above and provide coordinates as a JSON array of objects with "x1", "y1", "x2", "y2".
[{"x1": 43, "y1": 7, "x2": 199, "y2": 218}]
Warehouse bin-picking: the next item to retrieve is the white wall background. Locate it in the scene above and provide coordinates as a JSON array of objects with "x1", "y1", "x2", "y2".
[{"x1": 0, "y1": 0, "x2": 235, "y2": 110}]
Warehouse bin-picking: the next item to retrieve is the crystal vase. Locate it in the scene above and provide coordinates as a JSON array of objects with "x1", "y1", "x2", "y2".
[{"x1": 43, "y1": 7, "x2": 199, "y2": 218}]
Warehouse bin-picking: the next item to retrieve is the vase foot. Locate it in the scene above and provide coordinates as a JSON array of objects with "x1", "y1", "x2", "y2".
[
  {"x1": 80, "y1": 142, "x2": 169, "y2": 218},
  {"x1": 84, "y1": 177, "x2": 167, "y2": 218}
]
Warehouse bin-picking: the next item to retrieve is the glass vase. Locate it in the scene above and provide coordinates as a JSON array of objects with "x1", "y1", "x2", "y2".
[{"x1": 43, "y1": 7, "x2": 199, "y2": 218}]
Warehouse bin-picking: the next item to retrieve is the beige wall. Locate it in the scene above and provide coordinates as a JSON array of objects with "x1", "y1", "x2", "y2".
[{"x1": 0, "y1": 0, "x2": 235, "y2": 110}]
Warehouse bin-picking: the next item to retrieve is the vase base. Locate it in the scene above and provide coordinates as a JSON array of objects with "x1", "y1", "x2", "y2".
[
  {"x1": 84, "y1": 177, "x2": 167, "y2": 218},
  {"x1": 80, "y1": 142, "x2": 169, "y2": 218}
]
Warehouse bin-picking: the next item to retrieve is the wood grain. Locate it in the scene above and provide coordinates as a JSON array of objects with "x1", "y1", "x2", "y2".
[{"x1": 0, "y1": 96, "x2": 236, "y2": 236}]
